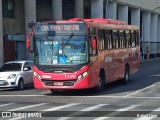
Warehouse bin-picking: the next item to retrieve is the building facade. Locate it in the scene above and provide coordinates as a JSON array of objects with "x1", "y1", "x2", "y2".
[{"x1": 0, "y1": 0, "x2": 160, "y2": 66}]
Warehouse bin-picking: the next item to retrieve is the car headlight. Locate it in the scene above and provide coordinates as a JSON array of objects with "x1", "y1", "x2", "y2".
[
  {"x1": 7, "y1": 74, "x2": 16, "y2": 79},
  {"x1": 34, "y1": 72, "x2": 42, "y2": 81},
  {"x1": 77, "y1": 71, "x2": 88, "y2": 81}
]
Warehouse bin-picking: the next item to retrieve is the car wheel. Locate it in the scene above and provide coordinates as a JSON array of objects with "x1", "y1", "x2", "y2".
[{"x1": 16, "y1": 79, "x2": 24, "y2": 90}]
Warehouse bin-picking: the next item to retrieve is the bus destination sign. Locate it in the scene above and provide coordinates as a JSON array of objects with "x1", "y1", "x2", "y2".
[{"x1": 35, "y1": 23, "x2": 85, "y2": 33}]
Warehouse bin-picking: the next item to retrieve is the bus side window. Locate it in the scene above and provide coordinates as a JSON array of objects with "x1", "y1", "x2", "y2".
[
  {"x1": 89, "y1": 36, "x2": 97, "y2": 55},
  {"x1": 125, "y1": 30, "x2": 131, "y2": 48},
  {"x1": 119, "y1": 30, "x2": 125, "y2": 48},
  {"x1": 135, "y1": 30, "x2": 139, "y2": 46},
  {"x1": 131, "y1": 30, "x2": 136, "y2": 47},
  {"x1": 106, "y1": 30, "x2": 112, "y2": 49},
  {"x1": 112, "y1": 30, "x2": 119, "y2": 48},
  {"x1": 98, "y1": 29, "x2": 106, "y2": 51},
  {"x1": 88, "y1": 27, "x2": 97, "y2": 55}
]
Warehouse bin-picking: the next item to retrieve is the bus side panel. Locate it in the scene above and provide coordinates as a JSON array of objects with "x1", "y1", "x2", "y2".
[
  {"x1": 88, "y1": 59, "x2": 101, "y2": 88},
  {"x1": 130, "y1": 47, "x2": 140, "y2": 74}
]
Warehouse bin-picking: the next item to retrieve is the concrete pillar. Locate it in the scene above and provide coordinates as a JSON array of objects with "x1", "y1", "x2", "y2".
[
  {"x1": 131, "y1": 9, "x2": 140, "y2": 27},
  {"x1": 150, "y1": 14, "x2": 158, "y2": 58},
  {"x1": 143, "y1": 13, "x2": 151, "y2": 58},
  {"x1": 75, "y1": 0, "x2": 83, "y2": 18},
  {"x1": 106, "y1": 1, "x2": 117, "y2": 19},
  {"x1": 118, "y1": 5, "x2": 128, "y2": 23},
  {"x1": 25, "y1": 0, "x2": 36, "y2": 59},
  {"x1": 52, "y1": 0, "x2": 62, "y2": 20},
  {"x1": 91, "y1": 0, "x2": 103, "y2": 18},
  {"x1": 157, "y1": 15, "x2": 160, "y2": 57},
  {"x1": 0, "y1": 0, "x2": 3, "y2": 67},
  {"x1": 25, "y1": 0, "x2": 36, "y2": 34}
]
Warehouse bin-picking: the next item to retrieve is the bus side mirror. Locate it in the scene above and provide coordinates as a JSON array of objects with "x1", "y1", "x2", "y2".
[
  {"x1": 26, "y1": 33, "x2": 33, "y2": 52},
  {"x1": 91, "y1": 37, "x2": 97, "y2": 49}
]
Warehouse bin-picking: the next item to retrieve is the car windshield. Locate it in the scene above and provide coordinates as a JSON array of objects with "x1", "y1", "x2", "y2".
[
  {"x1": 0, "y1": 63, "x2": 22, "y2": 72},
  {"x1": 33, "y1": 35, "x2": 88, "y2": 65}
]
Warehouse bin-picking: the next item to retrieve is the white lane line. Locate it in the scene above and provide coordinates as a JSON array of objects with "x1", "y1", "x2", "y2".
[
  {"x1": 2, "y1": 94, "x2": 160, "y2": 99},
  {"x1": 94, "y1": 105, "x2": 139, "y2": 120},
  {"x1": 42, "y1": 103, "x2": 80, "y2": 111},
  {"x1": 0, "y1": 103, "x2": 14, "y2": 107},
  {"x1": 8, "y1": 117, "x2": 22, "y2": 120},
  {"x1": 116, "y1": 105, "x2": 139, "y2": 111},
  {"x1": 80, "y1": 104, "x2": 107, "y2": 111},
  {"x1": 8, "y1": 103, "x2": 80, "y2": 120},
  {"x1": 35, "y1": 91, "x2": 50, "y2": 95},
  {"x1": 135, "y1": 107, "x2": 160, "y2": 120},
  {"x1": 58, "y1": 104, "x2": 108, "y2": 120},
  {"x1": 123, "y1": 84, "x2": 155, "y2": 97},
  {"x1": 2, "y1": 95, "x2": 160, "y2": 99},
  {"x1": 8, "y1": 103, "x2": 48, "y2": 111}
]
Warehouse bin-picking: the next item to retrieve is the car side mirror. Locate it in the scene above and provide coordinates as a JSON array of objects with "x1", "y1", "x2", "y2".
[{"x1": 23, "y1": 68, "x2": 29, "y2": 71}]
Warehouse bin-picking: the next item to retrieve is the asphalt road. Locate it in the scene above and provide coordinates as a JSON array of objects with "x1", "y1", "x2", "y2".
[{"x1": 0, "y1": 59, "x2": 160, "y2": 120}]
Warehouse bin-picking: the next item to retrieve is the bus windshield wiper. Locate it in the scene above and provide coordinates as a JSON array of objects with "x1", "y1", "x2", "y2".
[{"x1": 64, "y1": 32, "x2": 74, "y2": 44}]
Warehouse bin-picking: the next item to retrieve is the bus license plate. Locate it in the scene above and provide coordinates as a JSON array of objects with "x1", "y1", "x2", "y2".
[{"x1": 54, "y1": 82, "x2": 63, "y2": 86}]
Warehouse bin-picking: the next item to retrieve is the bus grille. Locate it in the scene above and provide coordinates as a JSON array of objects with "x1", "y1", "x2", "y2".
[{"x1": 42, "y1": 80, "x2": 76, "y2": 86}]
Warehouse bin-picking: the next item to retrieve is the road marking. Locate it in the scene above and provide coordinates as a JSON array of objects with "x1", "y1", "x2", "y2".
[
  {"x1": 8, "y1": 103, "x2": 48, "y2": 111},
  {"x1": 35, "y1": 91, "x2": 50, "y2": 94},
  {"x1": 80, "y1": 104, "x2": 107, "y2": 111},
  {"x1": 123, "y1": 84, "x2": 155, "y2": 97},
  {"x1": 2, "y1": 94, "x2": 160, "y2": 99},
  {"x1": 42, "y1": 103, "x2": 80, "y2": 111},
  {"x1": 58, "y1": 104, "x2": 108, "y2": 120},
  {"x1": 0, "y1": 103, "x2": 14, "y2": 107},
  {"x1": 8, "y1": 117, "x2": 22, "y2": 120},
  {"x1": 94, "y1": 105, "x2": 139, "y2": 120}
]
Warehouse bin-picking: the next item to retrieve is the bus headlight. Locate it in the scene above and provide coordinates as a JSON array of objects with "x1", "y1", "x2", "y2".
[
  {"x1": 77, "y1": 71, "x2": 88, "y2": 81},
  {"x1": 34, "y1": 72, "x2": 42, "y2": 81}
]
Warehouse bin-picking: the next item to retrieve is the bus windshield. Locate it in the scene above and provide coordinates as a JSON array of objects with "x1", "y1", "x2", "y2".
[{"x1": 33, "y1": 35, "x2": 88, "y2": 65}]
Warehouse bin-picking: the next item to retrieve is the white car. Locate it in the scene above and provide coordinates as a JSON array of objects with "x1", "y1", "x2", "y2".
[{"x1": 0, "y1": 60, "x2": 33, "y2": 90}]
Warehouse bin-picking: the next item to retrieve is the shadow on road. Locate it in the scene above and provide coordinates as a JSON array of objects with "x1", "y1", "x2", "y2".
[{"x1": 46, "y1": 60, "x2": 160, "y2": 96}]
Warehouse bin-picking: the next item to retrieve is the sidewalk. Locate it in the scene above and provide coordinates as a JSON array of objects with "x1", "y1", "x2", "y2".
[{"x1": 141, "y1": 58, "x2": 160, "y2": 63}]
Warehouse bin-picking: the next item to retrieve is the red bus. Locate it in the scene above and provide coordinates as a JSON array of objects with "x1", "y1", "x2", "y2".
[{"x1": 26, "y1": 18, "x2": 140, "y2": 93}]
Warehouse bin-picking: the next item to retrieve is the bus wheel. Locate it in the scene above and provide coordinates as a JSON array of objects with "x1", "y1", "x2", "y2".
[
  {"x1": 122, "y1": 66, "x2": 129, "y2": 84},
  {"x1": 94, "y1": 73, "x2": 105, "y2": 92}
]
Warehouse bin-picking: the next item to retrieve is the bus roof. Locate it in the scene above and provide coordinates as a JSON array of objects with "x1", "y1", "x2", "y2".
[
  {"x1": 40, "y1": 18, "x2": 127, "y2": 25},
  {"x1": 35, "y1": 18, "x2": 139, "y2": 31}
]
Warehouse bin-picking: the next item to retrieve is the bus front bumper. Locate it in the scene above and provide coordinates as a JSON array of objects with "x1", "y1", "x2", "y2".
[{"x1": 34, "y1": 76, "x2": 93, "y2": 90}]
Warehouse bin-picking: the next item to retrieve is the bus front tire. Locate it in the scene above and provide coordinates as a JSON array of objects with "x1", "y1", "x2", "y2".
[
  {"x1": 122, "y1": 66, "x2": 129, "y2": 84},
  {"x1": 94, "y1": 73, "x2": 105, "y2": 92}
]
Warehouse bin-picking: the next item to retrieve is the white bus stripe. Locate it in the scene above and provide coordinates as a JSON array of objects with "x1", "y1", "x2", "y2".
[
  {"x1": 94, "y1": 105, "x2": 139, "y2": 120},
  {"x1": 42, "y1": 103, "x2": 80, "y2": 111},
  {"x1": 8, "y1": 103, "x2": 48, "y2": 111},
  {"x1": 0, "y1": 103, "x2": 14, "y2": 107}
]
